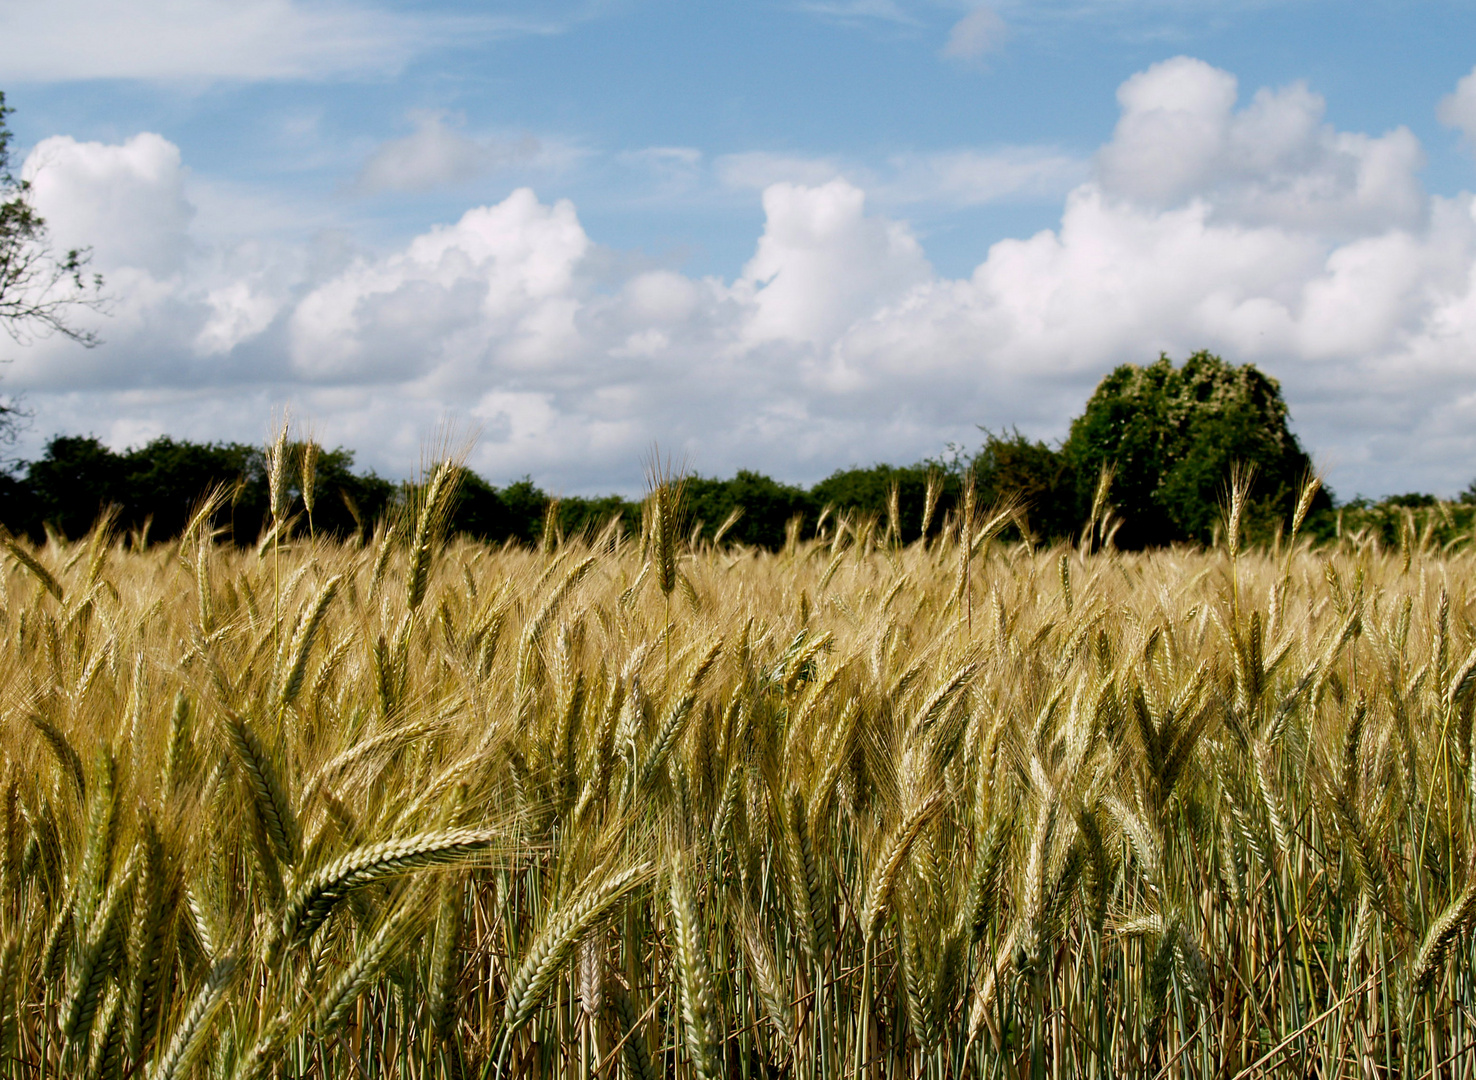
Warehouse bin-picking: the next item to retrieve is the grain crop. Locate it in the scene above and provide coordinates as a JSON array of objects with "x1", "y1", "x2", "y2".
[{"x1": 1, "y1": 471, "x2": 1476, "y2": 1078}]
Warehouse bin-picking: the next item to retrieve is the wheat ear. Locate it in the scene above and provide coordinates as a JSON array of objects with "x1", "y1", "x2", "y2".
[
  {"x1": 123, "y1": 817, "x2": 168, "y2": 1067},
  {"x1": 61, "y1": 846, "x2": 138, "y2": 1051},
  {"x1": 578, "y1": 932, "x2": 603, "y2": 1018},
  {"x1": 407, "y1": 460, "x2": 459, "y2": 614},
  {"x1": 503, "y1": 863, "x2": 648, "y2": 1031},
  {"x1": 606, "y1": 984, "x2": 658, "y2": 1080},
  {"x1": 75, "y1": 747, "x2": 117, "y2": 926},
  {"x1": 0, "y1": 936, "x2": 17, "y2": 1068},
  {"x1": 429, "y1": 870, "x2": 467, "y2": 1041},
  {"x1": 737, "y1": 908, "x2": 792, "y2": 1048},
  {"x1": 229, "y1": 1010, "x2": 291, "y2": 1080},
  {"x1": 147, "y1": 957, "x2": 237, "y2": 1080},
  {"x1": 368, "y1": 515, "x2": 398, "y2": 604},
  {"x1": 299, "y1": 437, "x2": 320, "y2": 537},
  {"x1": 85, "y1": 984, "x2": 126, "y2": 1080},
  {"x1": 29, "y1": 713, "x2": 86, "y2": 801},
  {"x1": 1408, "y1": 855, "x2": 1476, "y2": 994},
  {"x1": 862, "y1": 790, "x2": 944, "y2": 938},
  {"x1": 793, "y1": 791, "x2": 833, "y2": 958},
  {"x1": 711, "y1": 506, "x2": 744, "y2": 548},
  {"x1": 669, "y1": 867, "x2": 721, "y2": 1080},
  {"x1": 316, "y1": 888, "x2": 426, "y2": 1034},
  {"x1": 280, "y1": 828, "x2": 498, "y2": 949},
  {"x1": 278, "y1": 574, "x2": 341, "y2": 709},
  {"x1": 637, "y1": 694, "x2": 696, "y2": 792},
  {"x1": 0, "y1": 528, "x2": 62, "y2": 600},
  {"x1": 265, "y1": 420, "x2": 291, "y2": 523},
  {"x1": 963, "y1": 815, "x2": 1013, "y2": 941},
  {"x1": 162, "y1": 692, "x2": 194, "y2": 794},
  {"x1": 517, "y1": 557, "x2": 596, "y2": 680},
  {"x1": 221, "y1": 709, "x2": 299, "y2": 866}
]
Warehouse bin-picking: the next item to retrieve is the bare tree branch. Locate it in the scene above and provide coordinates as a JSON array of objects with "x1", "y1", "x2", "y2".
[{"x1": 0, "y1": 90, "x2": 107, "y2": 349}]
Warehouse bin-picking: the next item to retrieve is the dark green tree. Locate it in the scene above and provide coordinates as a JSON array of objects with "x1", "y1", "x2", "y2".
[
  {"x1": 118, "y1": 437, "x2": 260, "y2": 541},
  {"x1": 556, "y1": 494, "x2": 637, "y2": 542},
  {"x1": 446, "y1": 469, "x2": 515, "y2": 543},
  {"x1": 304, "y1": 447, "x2": 396, "y2": 539},
  {"x1": 22, "y1": 435, "x2": 122, "y2": 539},
  {"x1": 810, "y1": 464, "x2": 934, "y2": 542},
  {"x1": 1061, "y1": 351, "x2": 1328, "y2": 548},
  {"x1": 496, "y1": 478, "x2": 552, "y2": 546},
  {"x1": 687, "y1": 470, "x2": 815, "y2": 549},
  {"x1": 447, "y1": 473, "x2": 638, "y2": 547},
  {"x1": 8, "y1": 435, "x2": 395, "y2": 545},
  {"x1": 969, "y1": 429, "x2": 1078, "y2": 542}
]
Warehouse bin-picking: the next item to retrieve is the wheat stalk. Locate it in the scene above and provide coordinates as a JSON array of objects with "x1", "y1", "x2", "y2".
[
  {"x1": 4, "y1": 477, "x2": 1476, "y2": 1078},
  {"x1": 606, "y1": 983, "x2": 658, "y2": 1080},
  {"x1": 278, "y1": 574, "x2": 341, "y2": 710},
  {"x1": 315, "y1": 886, "x2": 427, "y2": 1034},
  {"x1": 406, "y1": 460, "x2": 459, "y2": 614},
  {"x1": 1408, "y1": 854, "x2": 1476, "y2": 995}
]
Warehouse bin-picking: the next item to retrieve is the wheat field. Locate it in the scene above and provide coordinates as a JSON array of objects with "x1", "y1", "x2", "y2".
[{"x1": 2, "y1": 464, "x2": 1476, "y2": 1080}]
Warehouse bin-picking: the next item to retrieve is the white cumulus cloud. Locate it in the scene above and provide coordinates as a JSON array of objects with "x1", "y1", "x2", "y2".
[
  {"x1": 289, "y1": 189, "x2": 590, "y2": 383},
  {"x1": 15, "y1": 133, "x2": 291, "y2": 391},
  {"x1": 23, "y1": 133, "x2": 194, "y2": 276},
  {"x1": 1097, "y1": 56, "x2": 1426, "y2": 237},
  {"x1": 737, "y1": 180, "x2": 932, "y2": 347}
]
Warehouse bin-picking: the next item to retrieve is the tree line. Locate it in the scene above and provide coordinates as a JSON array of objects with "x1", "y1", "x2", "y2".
[{"x1": 2, "y1": 351, "x2": 1472, "y2": 551}]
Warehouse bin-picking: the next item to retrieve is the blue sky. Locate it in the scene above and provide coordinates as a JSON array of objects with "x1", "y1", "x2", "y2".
[{"x1": 6, "y1": 0, "x2": 1476, "y2": 498}]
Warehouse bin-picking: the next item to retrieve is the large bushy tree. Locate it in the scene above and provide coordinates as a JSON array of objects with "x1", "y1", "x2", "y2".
[{"x1": 1061, "y1": 351, "x2": 1328, "y2": 548}]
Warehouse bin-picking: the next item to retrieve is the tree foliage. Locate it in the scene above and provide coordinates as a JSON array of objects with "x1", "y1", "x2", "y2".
[
  {"x1": 810, "y1": 464, "x2": 935, "y2": 540},
  {"x1": 1061, "y1": 351, "x2": 1330, "y2": 548},
  {"x1": 687, "y1": 470, "x2": 813, "y2": 550},
  {"x1": 11, "y1": 435, "x2": 396, "y2": 544},
  {"x1": 969, "y1": 429, "x2": 1077, "y2": 542}
]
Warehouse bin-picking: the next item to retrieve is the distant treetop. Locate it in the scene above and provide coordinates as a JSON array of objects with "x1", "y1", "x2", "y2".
[{"x1": 1061, "y1": 351, "x2": 1331, "y2": 548}]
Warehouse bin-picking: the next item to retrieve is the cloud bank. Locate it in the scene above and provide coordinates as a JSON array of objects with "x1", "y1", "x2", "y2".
[{"x1": 13, "y1": 56, "x2": 1476, "y2": 498}]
